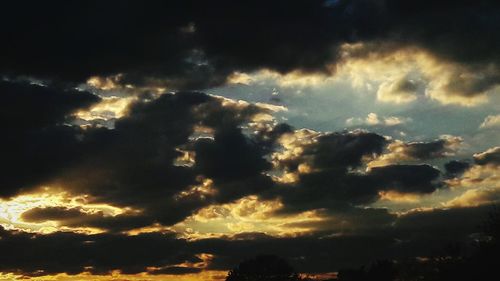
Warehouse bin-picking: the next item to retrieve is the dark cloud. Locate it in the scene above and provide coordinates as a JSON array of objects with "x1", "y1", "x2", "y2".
[
  {"x1": 192, "y1": 126, "x2": 273, "y2": 203},
  {"x1": 20, "y1": 206, "x2": 150, "y2": 233},
  {"x1": 278, "y1": 131, "x2": 387, "y2": 175},
  {"x1": 391, "y1": 205, "x2": 494, "y2": 256},
  {"x1": 262, "y1": 131, "x2": 387, "y2": 212},
  {"x1": 21, "y1": 207, "x2": 90, "y2": 222},
  {"x1": 280, "y1": 207, "x2": 396, "y2": 235},
  {"x1": 305, "y1": 132, "x2": 387, "y2": 171},
  {"x1": 380, "y1": 0, "x2": 500, "y2": 66},
  {"x1": 368, "y1": 164, "x2": 441, "y2": 194},
  {"x1": 401, "y1": 140, "x2": 452, "y2": 160},
  {"x1": 257, "y1": 123, "x2": 294, "y2": 150},
  {"x1": 0, "y1": 0, "x2": 337, "y2": 89},
  {"x1": 444, "y1": 160, "x2": 471, "y2": 178},
  {"x1": 195, "y1": 233, "x2": 400, "y2": 274},
  {"x1": 367, "y1": 137, "x2": 463, "y2": 165},
  {"x1": 0, "y1": 226, "x2": 193, "y2": 276},
  {"x1": 0, "y1": 226, "x2": 390, "y2": 276},
  {"x1": 0, "y1": 79, "x2": 99, "y2": 197},
  {"x1": 266, "y1": 131, "x2": 442, "y2": 214},
  {"x1": 2, "y1": 0, "x2": 500, "y2": 92},
  {"x1": 1, "y1": 82, "x2": 286, "y2": 230},
  {"x1": 41, "y1": 91, "x2": 286, "y2": 230},
  {"x1": 149, "y1": 266, "x2": 203, "y2": 275},
  {"x1": 0, "y1": 205, "x2": 493, "y2": 276},
  {"x1": 49, "y1": 92, "x2": 209, "y2": 227},
  {"x1": 0, "y1": 81, "x2": 455, "y2": 267},
  {"x1": 195, "y1": 206, "x2": 494, "y2": 273},
  {"x1": 273, "y1": 163, "x2": 441, "y2": 215}
]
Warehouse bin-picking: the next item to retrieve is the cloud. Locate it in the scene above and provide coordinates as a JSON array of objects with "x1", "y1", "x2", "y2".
[
  {"x1": 0, "y1": 80, "x2": 99, "y2": 197},
  {"x1": 174, "y1": 195, "x2": 327, "y2": 239},
  {"x1": 21, "y1": 206, "x2": 95, "y2": 222},
  {"x1": 393, "y1": 206, "x2": 492, "y2": 241},
  {"x1": 444, "y1": 147, "x2": 500, "y2": 207},
  {"x1": 423, "y1": 63, "x2": 498, "y2": 106},
  {"x1": 1, "y1": 0, "x2": 500, "y2": 98},
  {"x1": 19, "y1": 205, "x2": 149, "y2": 234},
  {"x1": 265, "y1": 129, "x2": 444, "y2": 215},
  {"x1": 0, "y1": 226, "x2": 197, "y2": 276},
  {"x1": 74, "y1": 96, "x2": 137, "y2": 124},
  {"x1": 0, "y1": 204, "x2": 495, "y2": 277},
  {"x1": 346, "y1": 113, "x2": 411, "y2": 127},
  {"x1": 368, "y1": 136, "x2": 463, "y2": 168},
  {"x1": 212, "y1": 205, "x2": 496, "y2": 273},
  {"x1": 376, "y1": 75, "x2": 419, "y2": 104},
  {"x1": 0, "y1": 0, "x2": 339, "y2": 89},
  {"x1": 474, "y1": 146, "x2": 500, "y2": 166},
  {"x1": 444, "y1": 160, "x2": 471, "y2": 178},
  {"x1": 1, "y1": 82, "x2": 293, "y2": 233},
  {"x1": 194, "y1": 234, "x2": 399, "y2": 273},
  {"x1": 193, "y1": 126, "x2": 271, "y2": 182},
  {"x1": 445, "y1": 188, "x2": 500, "y2": 208},
  {"x1": 226, "y1": 69, "x2": 335, "y2": 89},
  {"x1": 149, "y1": 266, "x2": 203, "y2": 275},
  {"x1": 51, "y1": 92, "x2": 289, "y2": 230},
  {"x1": 336, "y1": 42, "x2": 500, "y2": 106},
  {"x1": 480, "y1": 114, "x2": 500, "y2": 129},
  {"x1": 273, "y1": 130, "x2": 387, "y2": 176},
  {"x1": 368, "y1": 164, "x2": 441, "y2": 194},
  {"x1": 446, "y1": 161, "x2": 500, "y2": 191}
]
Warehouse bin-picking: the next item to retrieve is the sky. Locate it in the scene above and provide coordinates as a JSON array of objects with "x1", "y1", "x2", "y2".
[{"x1": 0, "y1": 0, "x2": 500, "y2": 280}]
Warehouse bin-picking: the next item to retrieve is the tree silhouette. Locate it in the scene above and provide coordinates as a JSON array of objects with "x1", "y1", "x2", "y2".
[{"x1": 226, "y1": 255, "x2": 302, "y2": 281}]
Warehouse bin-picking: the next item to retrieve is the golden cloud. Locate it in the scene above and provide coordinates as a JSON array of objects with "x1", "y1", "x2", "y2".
[
  {"x1": 378, "y1": 191, "x2": 421, "y2": 203},
  {"x1": 444, "y1": 151, "x2": 500, "y2": 207},
  {"x1": 174, "y1": 195, "x2": 325, "y2": 239},
  {"x1": 74, "y1": 96, "x2": 137, "y2": 121},
  {"x1": 225, "y1": 43, "x2": 499, "y2": 106},
  {"x1": 480, "y1": 114, "x2": 500, "y2": 129},
  {"x1": 174, "y1": 177, "x2": 217, "y2": 201},
  {"x1": 445, "y1": 187, "x2": 500, "y2": 208},
  {"x1": 346, "y1": 113, "x2": 410, "y2": 127},
  {"x1": 367, "y1": 135, "x2": 463, "y2": 169},
  {"x1": 0, "y1": 187, "x2": 131, "y2": 234},
  {"x1": 226, "y1": 69, "x2": 334, "y2": 88},
  {"x1": 337, "y1": 43, "x2": 498, "y2": 106},
  {"x1": 446, "y1": 163, "x2": 499, "y2": 190},
  {"x1": 270, "y1": 129, "x2": 322, "y2": 183}
]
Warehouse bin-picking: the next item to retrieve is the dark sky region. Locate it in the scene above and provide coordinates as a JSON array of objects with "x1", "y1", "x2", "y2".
[{"x1": 0, "y1": 0, "x2": 499, "y2": 280}]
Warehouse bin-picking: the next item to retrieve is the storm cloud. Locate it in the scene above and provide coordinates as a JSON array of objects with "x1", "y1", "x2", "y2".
[
  {"x1": 0, "y1": 79, "x2": 99, "y2": 197},
  {"x1": 1, "y1": 0, "x2": 500, "y2": 94},
  {"x1": 0, "y1": 204, "x2": 492, "y2": 276}
]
